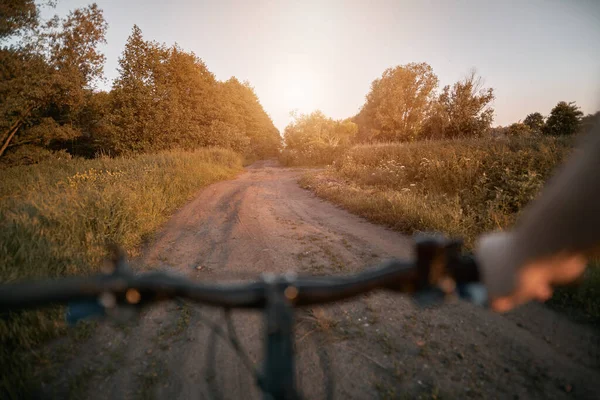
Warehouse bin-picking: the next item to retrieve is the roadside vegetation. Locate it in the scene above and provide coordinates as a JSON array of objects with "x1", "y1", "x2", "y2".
[
  {"x1": 300, "y1": 136, "x2": 571, "y2": 247},
  {"x1": 1, "y1": 3, "x2": 281, "y2": 167},
  {"x1": 0, "y1": 148, "x2": 243, "y2": 395},
  {"x1": 300, "y1": 136, "x2": 599, "y2": 321},
  {"x1": 281, "y1": 62, "x2": 599, "y2": 321},
  {"x1": 1, "y1": 1, "x2": 277, "y2": 396}
]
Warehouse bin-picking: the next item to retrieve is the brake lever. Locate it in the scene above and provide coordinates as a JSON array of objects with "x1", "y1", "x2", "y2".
[
  {"x1": 411, "y1": 234, "x2": 488, "y2": 308},
  {"x1": 65, "y1": 245, "x2": 139, "y2": 325},
  {"x1": 65, "y1": 298, "x2": 140, "y2": 326},
  {"x1": 66, "y1": 299, "x2": 106, "y2": 325}
]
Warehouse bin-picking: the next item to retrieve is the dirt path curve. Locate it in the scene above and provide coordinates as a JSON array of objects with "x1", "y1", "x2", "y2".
[{"x1": 42, "y1": 161, "x2": 599, "y2": 399}]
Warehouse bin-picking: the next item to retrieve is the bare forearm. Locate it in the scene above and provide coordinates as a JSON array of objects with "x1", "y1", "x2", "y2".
[
  {"x1": 477, "y1": 125, "x2": 600, "y2": 297},
  {"x1": 512, "y1": 127, "x2": 600, "y2": 263}
]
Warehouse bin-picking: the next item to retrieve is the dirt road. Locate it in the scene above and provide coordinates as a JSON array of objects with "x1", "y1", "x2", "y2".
[{"x1": 41, "y1": 161, "x2": 599, "y2": 399}]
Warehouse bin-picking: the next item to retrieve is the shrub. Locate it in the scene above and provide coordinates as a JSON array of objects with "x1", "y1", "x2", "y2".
[{"x1": 279, "y1": 143, "x2": 344, "y2": 167}]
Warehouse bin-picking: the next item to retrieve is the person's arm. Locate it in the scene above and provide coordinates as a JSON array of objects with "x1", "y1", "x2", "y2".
[{"x1": 476, "y1": 123, "x2": 600, "y2": 309}]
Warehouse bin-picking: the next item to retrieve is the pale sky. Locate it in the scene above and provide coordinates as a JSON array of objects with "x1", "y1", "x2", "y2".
[{"x1": 45, "y1": 0, "x2": 600, "y2": 132}]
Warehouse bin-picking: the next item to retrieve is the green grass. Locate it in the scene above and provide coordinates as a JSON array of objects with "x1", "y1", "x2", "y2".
[
  {"x1": 0, "y1": 147, "x2": 243, "y2": 397},
  {"x1": 300, "y1": 136, "x2": 600, "y2": 321}
]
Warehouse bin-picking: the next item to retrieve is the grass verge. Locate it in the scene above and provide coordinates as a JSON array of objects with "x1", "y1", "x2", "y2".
[
  {"x1": 299, "y1": 136, "x2": 599, "y2": 322},
  {"x1": 0, "y1": 147, "x2": 243, "y2": 397}
]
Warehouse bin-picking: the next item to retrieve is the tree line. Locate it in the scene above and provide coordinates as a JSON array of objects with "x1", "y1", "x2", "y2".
[
  {"x1": 1, "y1": 1, "x2": 281, "y2": 166},
  {"x1": 283, "y1": 62, "x2": 596, "y2": 161},
  {"x1": 499, "y1": 102, "x2": 596, "y2": 138}
]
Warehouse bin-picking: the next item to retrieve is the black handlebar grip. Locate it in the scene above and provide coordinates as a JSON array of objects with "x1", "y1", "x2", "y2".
[{"x1": 449, "y1": 254, "x2": 480, "y2": 284}]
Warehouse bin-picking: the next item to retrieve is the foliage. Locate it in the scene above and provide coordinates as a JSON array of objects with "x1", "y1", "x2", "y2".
[
  {"x1": 580, "y1": 111, "x2": 600, "y2": 134},
  {"x1": 1, "y1": 6, "x2": 280, "y2": 165},
  {"x1": 0, "y1": 147, "x2": 242, "y2": 397},
  {"x1": 103, "y1": 27, "x2": 215, "y2": 154},
  {"x1": 356, "y1": 63, "x2": 438, "y2": 142},
  {"x1": 0, "y1": 2, "x2": 108, "y2": 159},
  {"x1": 523, "y1": 112, "x2": 545, "y2": 134},
  {"x1": 216, "y1": 78, "x2": 281, "y2": 158},
  {"x1": 352, "y1": 66, "x2": 494, "y2": 143},
  {"x1": 423, "y1": 70, "x2": 495, "y2": 139},
  {"x1": 505, "y1": 122, "x2": 533, "y2": 137},
  {"x1": 542, "y1": 101, "x2": 583, "y2": 136},
  {"x1": 0, "y1": 145, "x2": 71, "y2": 167},
  {"x1": 0, "y1": 0, "x2": 38, "y2": 40},
  {"x1": 99, "y1": 26, "x2": 280, "y2": 157},
  {"x1": 302, "y1": 136, "x2": 572, "y2": 247},
  {"x1": 281, "y1": 111, "x2": 357, "y2": 166},
  {"x1": 301, "y1": 135, "x2": 599, "y2": 322},
  {"x1": 201, "y1": 120, "x2": 250, "y2": 152},
  {"x1": 43, "y1": 3, "x2": 108, "y2": 99}
]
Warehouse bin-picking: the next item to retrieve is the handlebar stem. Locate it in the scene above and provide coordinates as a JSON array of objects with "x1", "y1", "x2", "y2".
[{"x1": 261, "y1": 277, "x2": 299, "y2": 400}]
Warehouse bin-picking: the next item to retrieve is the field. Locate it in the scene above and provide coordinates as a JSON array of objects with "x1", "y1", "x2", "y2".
[
  {"x1": 299, "y1": 136, "x2": 599, "y2": 320},
  {"x1": 0, "y1": 148, "x2": 243, "y2": 394}
]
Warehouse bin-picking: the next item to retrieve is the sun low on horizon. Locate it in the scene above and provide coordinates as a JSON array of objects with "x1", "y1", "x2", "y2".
[
  {"x1": 269, "y1": 53, "x2": 326, "y2": 128},
  {"x1": 40, "y1": 0, "x2": 600, "y2": 133}
]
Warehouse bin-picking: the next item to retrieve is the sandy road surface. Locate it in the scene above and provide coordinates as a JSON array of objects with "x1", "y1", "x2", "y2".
[{"x1": 41, "y1": 161, "x2": 599, "y2": 399}]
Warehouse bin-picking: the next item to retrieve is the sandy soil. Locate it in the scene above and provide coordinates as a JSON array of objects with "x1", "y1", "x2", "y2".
[{"x1": 38, "y1": 161, "x2": 599, "y2": 399}]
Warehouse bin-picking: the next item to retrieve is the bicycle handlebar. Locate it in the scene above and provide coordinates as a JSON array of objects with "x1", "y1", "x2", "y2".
[
  {"x1": 0, "y1": 242, "x2": 482, "y2": 313},
  {"x1": 0, "y1": 236, "x2": 486, "y2": 400}
]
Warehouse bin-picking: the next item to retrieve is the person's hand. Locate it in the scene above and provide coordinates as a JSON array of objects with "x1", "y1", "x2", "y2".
[{"x1": 490, "y1": 252, "x2": 587, "y2": 312}]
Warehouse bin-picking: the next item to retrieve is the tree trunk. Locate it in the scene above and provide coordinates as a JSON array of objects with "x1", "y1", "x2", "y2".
[
  {"x1": 0, "y1": 122, "x2": 23, "y2": 158},
  {"x1": 0, "y1": 106, "x2": 33, "y2": 158},
  {"x1": 0, "y1": 117, "x2": 24, "y2": 144}
]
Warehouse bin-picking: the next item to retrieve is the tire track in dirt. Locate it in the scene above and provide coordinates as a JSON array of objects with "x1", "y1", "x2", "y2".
[{"x1": 39, "y1": 160, "x2": 599, "y2": 399}]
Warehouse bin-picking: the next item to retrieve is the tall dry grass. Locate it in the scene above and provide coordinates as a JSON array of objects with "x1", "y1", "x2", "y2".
[
  {"x1": 0, "y1": 147, "x2": 243, "y2": 396},
  {"x1": 303, "y1": 136, "x2": 571, "y2": 244},
  {"x1": 301, "y1": 136, "x2": 599, "y2": 320}
]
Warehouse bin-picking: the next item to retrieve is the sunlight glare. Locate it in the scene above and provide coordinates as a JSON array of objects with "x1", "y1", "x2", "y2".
[{"x1": 272, "y1": 54, "x2": 323, "y2": 123}]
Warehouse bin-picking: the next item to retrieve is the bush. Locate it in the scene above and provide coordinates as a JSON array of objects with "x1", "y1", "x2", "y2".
[
  {"x1": 506, "y1": 122, "x2": 533, "y2": 137},
  {"x1": 281, "y1": 111, "x2": 356, "y2": 166},
  {"x1": 0, "y1": 145, "x2": 73, "y2": 167},
  {"x1": 279, "y1": 143, "x2": 344, "y2": 167}
]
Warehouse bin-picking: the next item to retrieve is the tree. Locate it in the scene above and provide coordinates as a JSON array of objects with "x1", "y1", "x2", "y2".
[
  {"x1": 0, "y1": 3, "x2": 108, "y2": 159},
  {"x1": 104, "y1": 25, "x2": 173, "y2": 153},
  {"x1": 523, "y1": 112, "x2": 545, "y2": 134},
  {"x1": 357, "y1": 62, "x2": 438, "y2": 142},
  {"x1": 216, "y1": 78, "x2": 281, "y2": 157},
  {"x1": 0, "y1": 49, "x2": 51, "y2": 157},
  {"x1": 580, "y1": 111, "x2": 600, "y2": 134},
  {"x1": 487, "y1": 125, "x2": 508, "y2": 139},
  {"x1": 44, "y1": 3, "x2": 108, "y2": 107},
  {"x1": 155, "y1": 44, "x2": 222, "y2": 150},
  {"x1": 0, "y1": 0, "x2": 38, "y2": 40},
  {"x1": 423, "y1": 70, "x2": 495, "y2": 139},
  {"x1": 104, "y1": 26, "x2": 280, "y2": 156},
  {"x1": 542, "y1": 101, "x2": 583, "y2": 136}
]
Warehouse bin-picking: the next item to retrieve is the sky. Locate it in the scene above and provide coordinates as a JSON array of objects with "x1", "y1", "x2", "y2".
[{"x1": 44, "y1": 0, "x2": 600, "y2": 132}]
